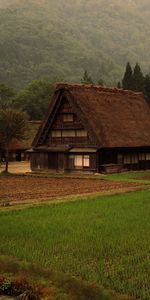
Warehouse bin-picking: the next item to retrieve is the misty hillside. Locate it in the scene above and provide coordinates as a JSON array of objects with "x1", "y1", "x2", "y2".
[{"x1": 0, "y1": 0, "x2": 150, "y2": 88}]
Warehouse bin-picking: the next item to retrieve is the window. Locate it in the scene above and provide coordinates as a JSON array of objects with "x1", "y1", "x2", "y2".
[
  {"x1": 74, "y1": 155, "x2": 90, "y2": 169},
  {"x1": 124, "y1": 155, "x2": 131, "y2": 164},
  {"x1": 74, "y1": 155, "x2": 83, "y2": 168},
  {"x1": 76, "y1": 130, "x2": 87, "y2": 137},
  {"x1": 83, "y1": 155, "x2": 90, "y2": 167},
  {"x1": 63, "y1": 114, "x2": 74, "y2": 122},
  {"x1": 146, "y1": 153, "x2": 150, "y2": 161},
  {"x1": 62, "y1": 130, "x2": 76, "y2": 137},
  {"x1": 124, "y1": 154, "x2": 138, "y2": 164},
  {"x1": 51, "y1": 130, "x2": 61, "y2": 137},
  {"x1": 139, "y1": 153, "x2": 146, "y2": 161}
]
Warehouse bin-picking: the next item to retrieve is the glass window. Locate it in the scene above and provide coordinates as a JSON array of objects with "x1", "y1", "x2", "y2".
[
  {"x1": 74, "y1": 155, "x2": 83, "y2": 168},
  {"x1": 51, "y1": 130, "x2": 61, "y2": 137},
  {"x1": 124, "y1": 155, "x2": 131, "y2": 164},
  {"x1": 139, "y1": 153, "x2": 146, "y2": 161},
  {"x1": 63, "y1": 114, "x2": 74, "y2": 122},
  {"x1": 76, "y1": 130, "x2": 87, "y2": 137},
  {"x1": 62, "y1": 130, "x2": 76, "y2": 137},
  {"x1": 83, "y1": 155, "x2": 90, "y2": 167},
  {"x1": 146, "y1": 153, "x2": 150, "y2": 160}
]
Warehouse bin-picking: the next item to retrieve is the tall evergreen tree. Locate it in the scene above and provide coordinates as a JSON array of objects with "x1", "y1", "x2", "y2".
[
  {"x1": 132, "y1": 63, "x2": 144, "y2": 92},
  {"x1": 117, "y1": 81, "x2": 121, "y2": 89},
  {"x1": 122, "y1": 62, "x2": 133, "y2": 90},
  {"x1": 144, "y1": 74, "x2": 150, "y2": 106}
]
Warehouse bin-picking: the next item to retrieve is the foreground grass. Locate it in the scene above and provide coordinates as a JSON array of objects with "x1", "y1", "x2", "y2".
[
  {"x1": 0, "y1": 190, "x2": 150, "y2": 299},
  {"x1": 104, "y1": 170, "x2": 150, "y2": 184}
]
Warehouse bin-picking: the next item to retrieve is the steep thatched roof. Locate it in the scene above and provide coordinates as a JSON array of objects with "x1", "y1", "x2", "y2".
[{"x1": 34, "y1": 84, "x2": 150, "y2": 148}]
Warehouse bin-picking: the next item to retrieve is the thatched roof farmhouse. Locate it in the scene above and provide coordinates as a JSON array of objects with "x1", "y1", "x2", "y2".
[{"x1": 31, "y1": 84, "x2": 150, "y2": 173}]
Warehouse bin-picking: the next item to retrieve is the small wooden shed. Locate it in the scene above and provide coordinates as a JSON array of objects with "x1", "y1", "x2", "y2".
[{"x1": 0, "y1": 121, "x2": 41, "y2": 162}]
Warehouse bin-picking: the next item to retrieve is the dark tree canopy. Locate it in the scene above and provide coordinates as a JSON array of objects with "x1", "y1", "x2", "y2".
[
  {"x1": 13, "y1": 79, "x2": 54, "y2": 120},
  {"x1": 121, "y1": 62, "x2": 150, "y2": 106},
  {"x1": 0, "y1": 84, "x2": 15, "y2": 109},
  {"x1": 122, "y1": 62, "x2": 133, "y2": 90},
  {"x1": 132, "y1": 63, "x2": 144, "y2": 92}
]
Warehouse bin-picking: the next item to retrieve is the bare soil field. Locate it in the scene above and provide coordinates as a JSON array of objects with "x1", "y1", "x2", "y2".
[{"x1": 0, "y1": 176, "x2": 141, "y2": 205}]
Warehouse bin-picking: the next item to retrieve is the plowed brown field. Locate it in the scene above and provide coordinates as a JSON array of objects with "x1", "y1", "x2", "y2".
[{"x1": 0, "y1": 176, "x2": 140, "y2": 205}]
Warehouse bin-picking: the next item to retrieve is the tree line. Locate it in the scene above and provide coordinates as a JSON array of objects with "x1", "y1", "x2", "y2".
[
  {"x1": 118, "y1": 62, "x2": 150, "y2": 105},
  {"x1": 0, "y1": 64, "x2": 150, "y2": 123}
]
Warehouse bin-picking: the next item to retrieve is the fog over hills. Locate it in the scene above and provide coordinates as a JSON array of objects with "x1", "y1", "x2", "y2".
[{"x1": 0, "y1": 0, "x2": 150, "y2": 88}]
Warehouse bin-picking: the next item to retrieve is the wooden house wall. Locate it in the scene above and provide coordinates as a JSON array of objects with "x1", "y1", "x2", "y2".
[
  {"x1": 31, "y1": 153, "x2": 48, "y2": 171},
  {"x1": 46, "y1": 97, "x2": 96, "y2": 146},
  {"x1": 31, "y1": 152, "x2": 65, "y2": 171},
  {"x1": 98, "y1": 148, "x2": 150, "y2": 172},
  {"x1": 65, "y1": 152, "x2": 97, "y2": 172}
]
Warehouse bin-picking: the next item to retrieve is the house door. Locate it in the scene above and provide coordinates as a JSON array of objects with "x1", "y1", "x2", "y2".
[{"x1": 48, "y1": 153, "x2": 58, "y2": 170}]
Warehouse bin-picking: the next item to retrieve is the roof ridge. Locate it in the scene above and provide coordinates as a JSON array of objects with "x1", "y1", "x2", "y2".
[{"x1": 55, "y1": 83, "x2": 143, "y2": 96}]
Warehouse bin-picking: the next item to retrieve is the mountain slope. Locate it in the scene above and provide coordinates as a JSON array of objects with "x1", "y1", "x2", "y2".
[{"x1": 0, "y1": 0, "x2": 150, "y2": 88}]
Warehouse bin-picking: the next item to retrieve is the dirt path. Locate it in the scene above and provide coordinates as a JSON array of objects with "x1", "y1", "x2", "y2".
[
  {"x1": 0, "y1": 162, "x2": 31, "y2": 174},
  {"x1": 0, "y1": 297, "x2": 16, "y2": 300}
]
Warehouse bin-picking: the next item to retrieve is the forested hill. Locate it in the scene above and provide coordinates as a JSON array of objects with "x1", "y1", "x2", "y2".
[{"x1": 0, "y1": 0, "x2": 150, "y2": 89}]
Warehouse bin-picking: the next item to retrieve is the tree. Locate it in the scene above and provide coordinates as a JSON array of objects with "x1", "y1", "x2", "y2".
[
  {"x1": 132, "y1": 63, "x2": 144, "y2": 92},
  {"x1": 122, "y1": 62, "x2": 133, "y2": 90},
  {"x1": 0, "y1": 108, "x2": 28, "y2": 172},
  {"x1": 144, "y1": 74, "x2": 150, "y2": 106},
  {"x1": 81, "y1": 70, "x2": 93, "y2": 84},
  {"x1": 0, "y1": 84, "x2": 15, "y2": 109},
  {"x1": 13, "y1": 79, "x2": 54, "y2": 120},
  {"x1": 117, "y1": 81, "x2": 121, "y2": 88}
]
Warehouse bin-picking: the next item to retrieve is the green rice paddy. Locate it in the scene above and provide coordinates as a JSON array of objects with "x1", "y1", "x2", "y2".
[{"x1": 0, "y1": 189, "x2": 150, "y2": 299}]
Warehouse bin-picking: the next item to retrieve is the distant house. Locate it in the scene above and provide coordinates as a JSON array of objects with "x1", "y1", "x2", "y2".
[
  {"x1": 0, "y1": 121, "x2": 41, "y2": 162},
  {"x1": 30, "y1": 84, "x2": 150, "y2": 173}
]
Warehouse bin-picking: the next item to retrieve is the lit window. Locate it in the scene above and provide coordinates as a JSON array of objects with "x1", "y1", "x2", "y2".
[
  {"x1": 63, "y1": 114, "x2": 74, "y2": 122},
  {"x1": 146, "y1": 153, "x2": 150, "y2": 160},
  {"x1": 74, "y1": 155, "x2": 83, "y2": 168},
  {"x1": 83, "y1": 155, "x2": 90, "y2": 167},
  {"x1": 74, "y1": 155, "x2": 90, "y2": 168}
]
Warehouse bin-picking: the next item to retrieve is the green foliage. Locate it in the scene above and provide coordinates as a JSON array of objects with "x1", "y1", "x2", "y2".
[
  {"x1": 81, "y1": 70, "x2": 93, "y2": 84},
  {"x1": 121, "y1": 62, "x2": 150, "y2": 105},
  {"x1": 0, "y1": 279, "x2": 11, "y2": 293},
  {"x1": 144, "y1": 75, "x2": 150, "y2": 105},
  {"x1": 122, "y1": 62, "x2": 133, "y2": 90},
  {"x1": 1, "y1": 1, "x2": 150, "y2": 88},
  {"x1": 0, "y1": 190, "x2": 150, "y2": 299},
  {"x1": 13, "y1": 79, "x2": 54, "y2": 120},
  {"x1": 0, "y1": 84, "x2": 15, "y2": 109},
  {"x1": 132, "y1": 63, "x2": 144, "y2": 92}
]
